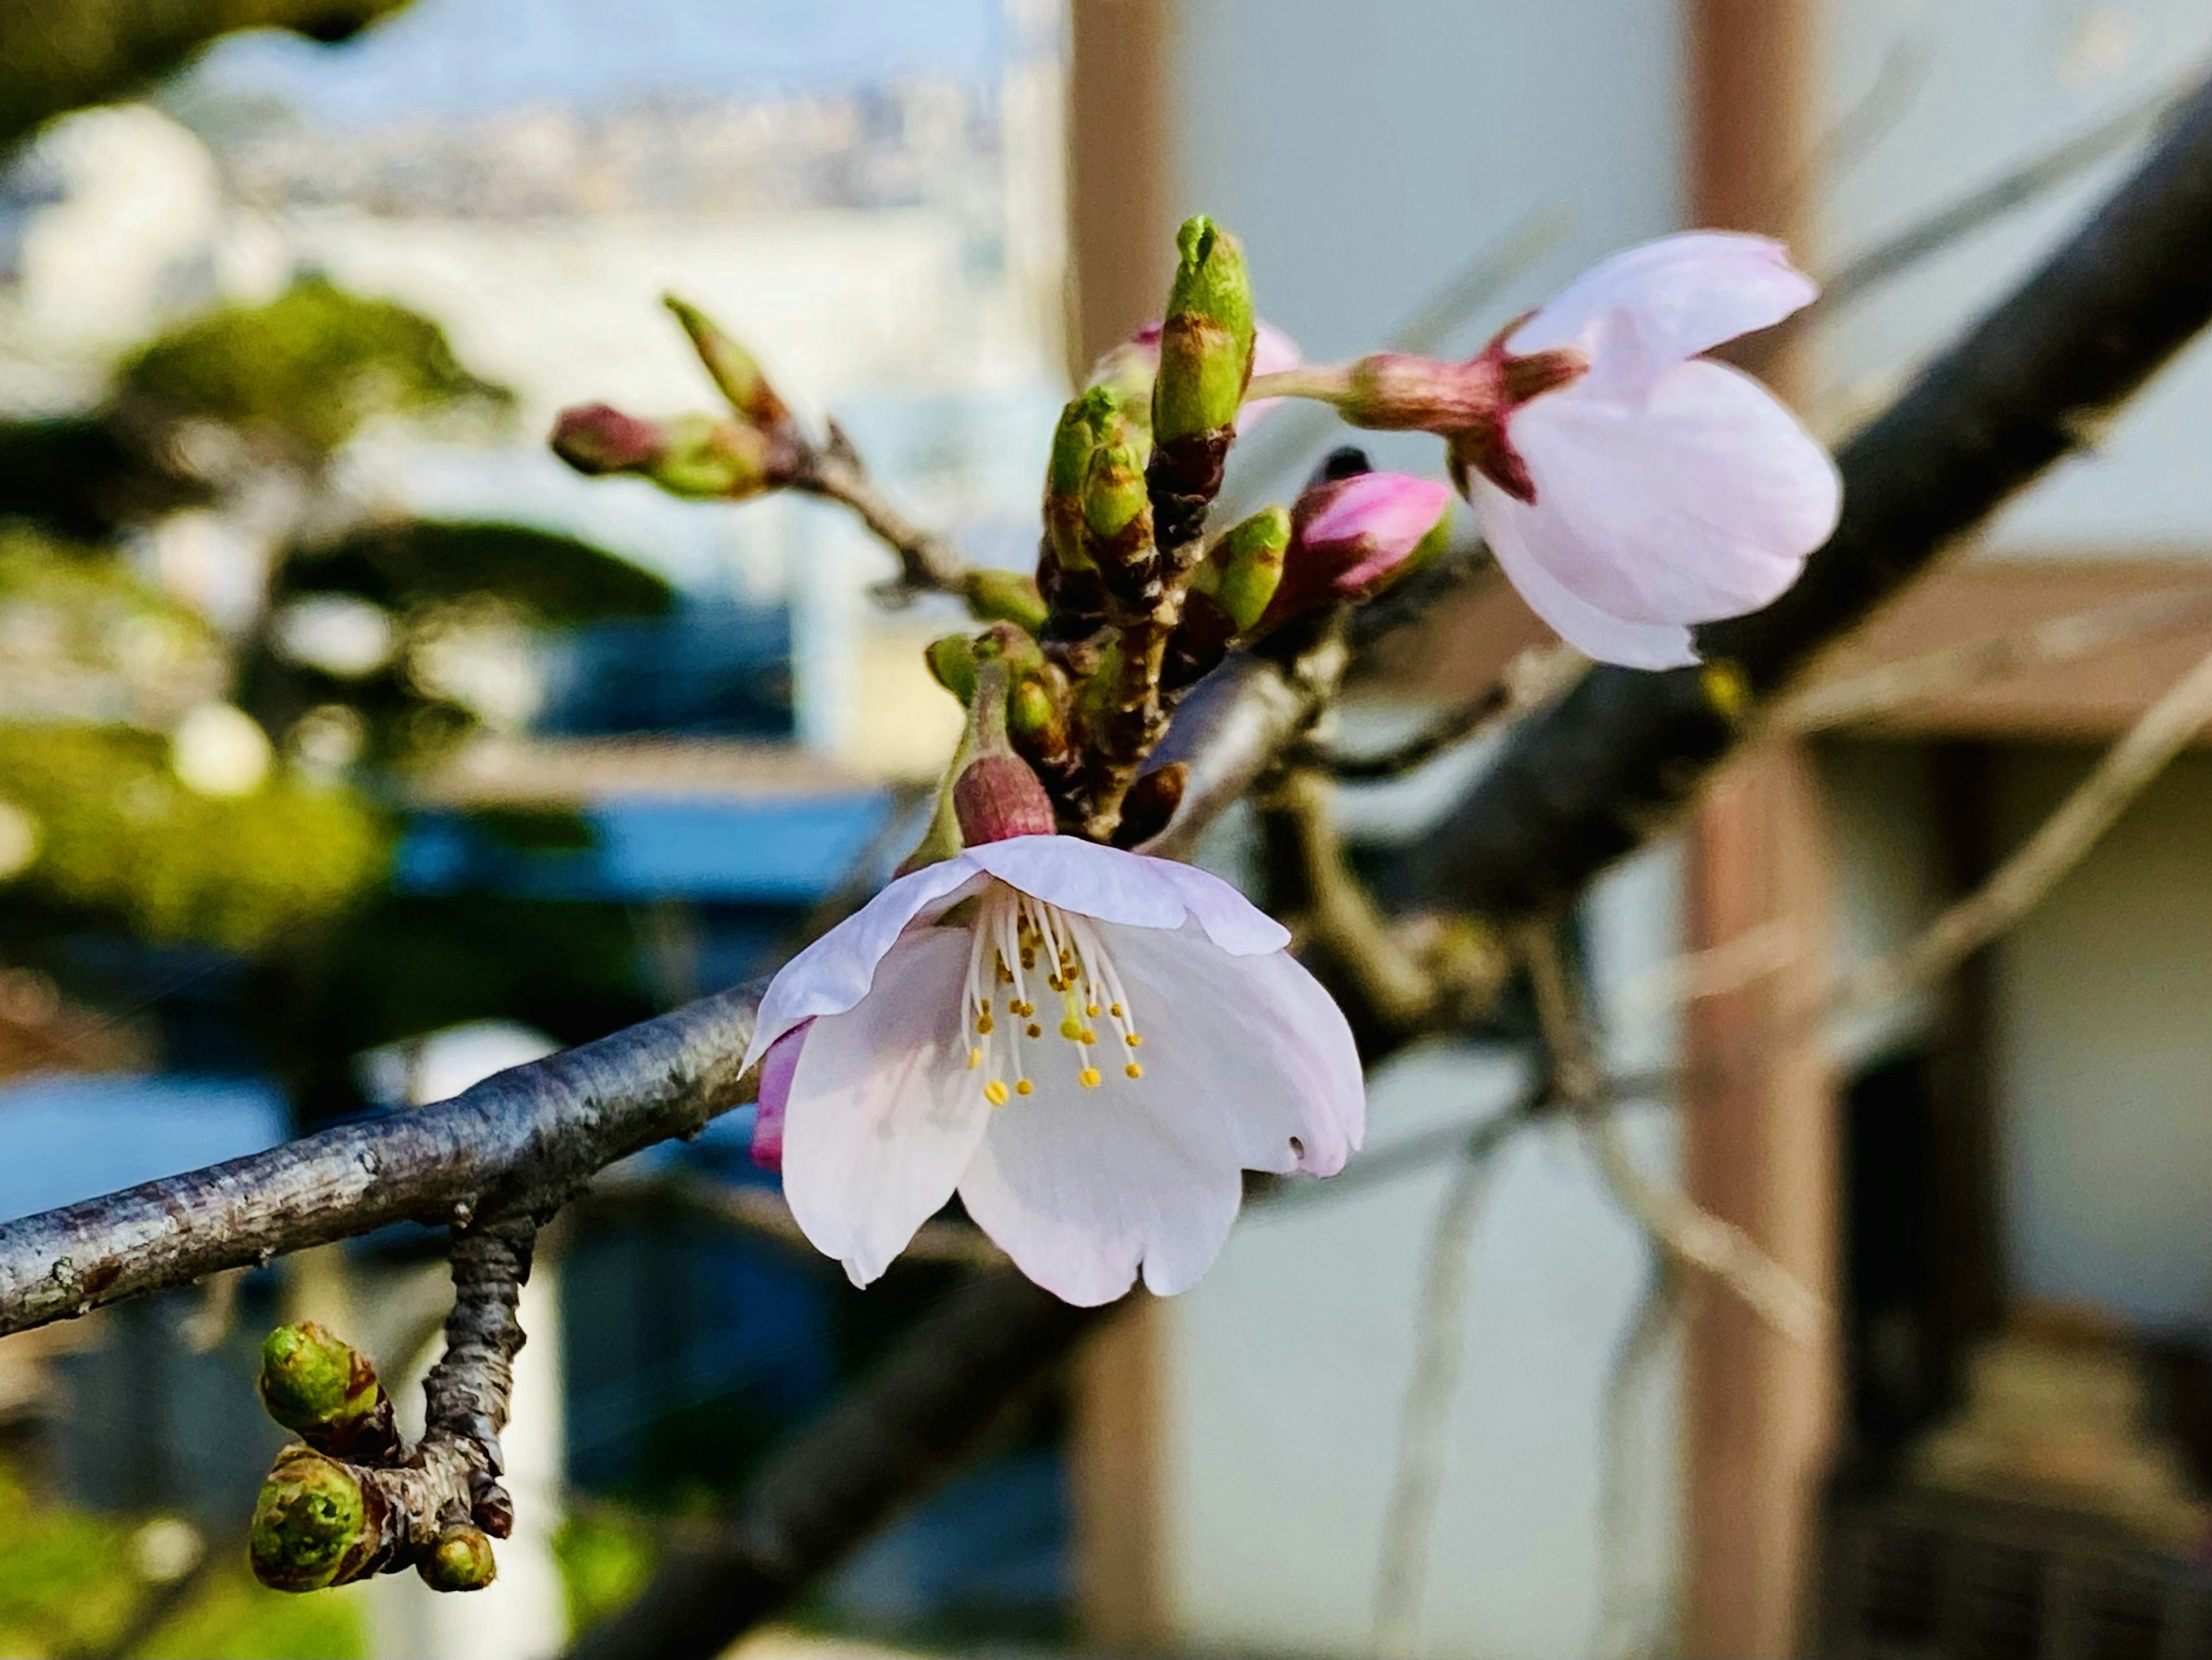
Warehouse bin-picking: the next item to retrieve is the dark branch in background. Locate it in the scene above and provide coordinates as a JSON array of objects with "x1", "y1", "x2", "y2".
[
  {"x1": 1408, "y1": 69, "x2": 2212, "y2": 922},
  {"x1": 566, "y1": 1270, "x2": 1098, "y2": 1660},
  {"x1": 0, "y1": 0, "x2": 410, "y2": 152},
  {"x1": 0, "y1": 985, "x2": 756, "y2": 1338}
]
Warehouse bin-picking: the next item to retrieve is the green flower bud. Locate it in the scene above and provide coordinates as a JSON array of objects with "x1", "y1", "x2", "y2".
[
  {"x1": 926, "y1": 634, "x2": 979, "y2": 704},
  {"x1": 1046, "y1": 386, "x2": 1122, "y2": 569},
  {"x1": 662, "y1": 295, "x2": 789, "y2": 428},
  {"x1": 421, "y1": 1524, "x2": 499, "y2": 1592},
  {"x1": 1153, "y1": 217, "x2": 1255, "y2": 445},
  {"x1": 249, "y1": 1448, "x2": 366, "y2": 1593},
  {"x1": 961, "y1": 569, "x2": 1048, "y2": 634},
  {"x1": 1195, "y1": 506, "x2": 1290, "y2": 633},
  {"x1": 550, "y1": 406, "x2": 796, "y2": 501},
  {"x1": 1081, "y1": 417, "x2": 1149, "y2": 546},
  {"x1": 259, "y1": 1322, "x2": 374, "y2": 1435}
]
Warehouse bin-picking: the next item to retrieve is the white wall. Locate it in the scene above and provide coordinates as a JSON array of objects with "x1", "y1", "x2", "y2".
[{"x1": 1818, "y1": 0, "x2": 2212, "y2": 553}]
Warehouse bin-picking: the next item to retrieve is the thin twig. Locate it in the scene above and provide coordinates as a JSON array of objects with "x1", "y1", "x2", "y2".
[
  {"x1": 1524, "y1": 931, "x2": 1823, "y2": 1345},
  {"x1": 1370, "y1": 1138, "x2": 1511, "y2": 1660},
  {"x1": 793, "y1": 425, "x2": 973, "y2": 600},
  {"x1": 1593, "y1": 1264, "x2": 1684, "y2": 1660},
  {"x1": 1304, "y1": 642, "x2": 1586, "y2": 778},
  {"x1": 1275, "y1": 769, "x2": 1445, "y2": 1029},
  {"x1": 1777, "y1": 584, "x2": 2212, "y2": 733},
  {"x1": 1835, "y1": 638, "x2": 2212, "y2": 1019},
  {"x1": 578, "y1": 1171, "x2": 1003, "y2": 1268}
]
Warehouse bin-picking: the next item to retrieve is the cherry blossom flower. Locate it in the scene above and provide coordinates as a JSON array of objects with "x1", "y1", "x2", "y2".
[
  {"x1": 1253, "y1": 233, "x2": 1842, "y2": 670},
  {"x1": 741, "y1": 834, "x2": 1364, "y2": 1306}
]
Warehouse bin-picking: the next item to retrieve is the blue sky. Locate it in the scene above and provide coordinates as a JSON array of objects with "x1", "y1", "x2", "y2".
[{"x1": 192, "y1": 0, "x2": 1008, "y2": 126}]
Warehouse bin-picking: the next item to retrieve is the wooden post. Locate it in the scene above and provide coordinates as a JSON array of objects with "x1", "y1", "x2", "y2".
[
  {"x1": 1683, "y1": 5, "x2": 1836, "y2": 1654},
  {"x1": 1066, "y1": 7, "x2": 1175, "y2": 1648},
  {"x1": 1067, "y1": 0, "x2": 1176, "y2": 376}
]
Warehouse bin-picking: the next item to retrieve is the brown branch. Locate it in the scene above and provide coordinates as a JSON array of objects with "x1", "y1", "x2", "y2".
[
  {"x1": 0, "y1": 984, "x2": 757, "y2": 1339},
  {"x1": 249, "y1": 1217, "x2": 537, "y2": 1592},
  {"x1": 1300, "y1": 641, "x2": 1585, "y2": 778},
  {"x1": 792, "y1": 423, "x2": 974, "y2": 601},
  {"x1": 1777, "y1": 584, "x2": 2212, "y2": 733}
]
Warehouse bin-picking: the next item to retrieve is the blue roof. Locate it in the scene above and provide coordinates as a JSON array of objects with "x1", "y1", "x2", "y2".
[
  {"x1": 396, "y1": 793, "x2": 899, "y2": 903},
  {"x1": 0, "y1": 1075, "x2": 287, "y2": 1223}
]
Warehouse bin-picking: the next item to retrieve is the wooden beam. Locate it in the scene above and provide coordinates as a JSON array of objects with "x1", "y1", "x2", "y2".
[
  {"x1": 1683, "y1": 3, "x2": 1836, "y2": 1655},
  {"x1": 1067, "y1": 0, "x2": 1177, "y2": 376}
]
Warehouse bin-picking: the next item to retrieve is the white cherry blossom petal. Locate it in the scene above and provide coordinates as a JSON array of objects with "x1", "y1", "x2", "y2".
[
  {"x1": 1498, "y1": 357, "x2": 1840, "y2": 628},
  {"x1": 1106, "y1": 921, "x2": 1364, "y2": 1174},
  {"x1": 743, "y1": 857, "x2": 983, "y2": 1068},
  {"x1": 961, "y1": 835, "x2": 1190, "y2": 932},
  {"x1": 1509, "y1": 232, "x2": 1817, "y2": 379},
  {"x1": 1473, "y1": 474, "x2": 1700, "y2": 670},
  {"x1": 1150, "y1": 861, "x2": 1291, "y2": 956},
  {"x1": 779, "y1": 929, "x2": 994, "y2": 1288}
]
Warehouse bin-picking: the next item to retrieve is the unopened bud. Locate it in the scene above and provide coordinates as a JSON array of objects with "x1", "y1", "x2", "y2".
[
  {"x1": 1264, "y1": 472, "x2": 1456, "y2": 625},
  {"x1": 548, "y1": 403, "x2": 663, "y2": 475},
  {"x1": 1334, "y1": 326, "x2": 1586, "y2": 504},
  {"x1": 1153, "y1": 217, "x2": 1256, "y2": 445},
  {"x1": 259, "y1": 1322, "x2": 400, "y2": 1461},
  {"x1": 926, "y1": 634, "x2": 979, "y2": 704},
  {"x1": 550, "y1": 406, "x2": 796, "y2": 501},
  {"x1": 962, "y1": 568, "x2": 1048, "y2": 634},
  {"x1": 1113, "y1": 762, "x2": 1187, "y2": 849},
  {"x1": 249, "y1": 1447, "x2": 367, "y2": 1593},
  {"x1": 1080, "y1": 410, "x2": 1152, "y2": 576},
  {"x1": 421, "y1": 1524, "x2": 499, "y2": 1593},
  {"x1": 1195, "y1": 506, "x2": 1290, "y2": 633},
  {"x1": 1007, "y1": 674, "x2": 1060, "y2": 746},
  {"x1": 662, "y1": 295, "x2": 789, "y2": 428},
  {"x1": 1046, "y1": 387, "x2": 1118, "y2": 569},
  {"x1": 953, "y1": 754, "x2": 1056, "y2": 844}
]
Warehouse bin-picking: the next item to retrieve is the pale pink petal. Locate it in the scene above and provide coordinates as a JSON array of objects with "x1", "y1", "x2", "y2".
[
  {"x1": 1253, "y1": 320, "x2": 1301, "y2": 379},
  {"x1": 1150, "y1": 861, "x2": 1291, "y2": 956},
  {"x1": 1478, "y1": 358, "x2": 1839, "y2": 643},
  {"x1": 1301, "y1": 472, "x2": 1454, "y2": 565},
  {"x1": 751, "y1": 1021, "x2": 807, "y2": 1171},
  {"x1": 961, "y1": 835, "x2": 1190, "y2": 932},
  {"x1": 957, "y1": 921, "x2": 1363, "y2": 1304},
  {"x1": 1509, "y1": 233, "x2": 1817, "y2": 385},
  {"x1": 1105, "y1": 921, "x2": 1365, "y2": 1174},
  {"x1": 779, "y1": 929, "x2": 994, "y2": 1287},
  {"x1": 743, "y1": 856, "x2": 984, "y2": 1068},
  {"x1": 956, "y1": 1054, "x2": 1244, "y2": 1307},
  {"x1": 1473, "y1": 474, "x2": 1699, "y2": 669}
]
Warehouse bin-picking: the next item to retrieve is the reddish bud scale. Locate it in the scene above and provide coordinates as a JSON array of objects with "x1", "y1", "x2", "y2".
[{"x1": 953, "y1": 754, "x2": 1058, "y2": 844}]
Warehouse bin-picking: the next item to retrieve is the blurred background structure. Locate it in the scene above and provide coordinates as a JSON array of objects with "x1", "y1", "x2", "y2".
[{"x1": 7, "y1": 1, "x2": 2212, "y2": 1657}]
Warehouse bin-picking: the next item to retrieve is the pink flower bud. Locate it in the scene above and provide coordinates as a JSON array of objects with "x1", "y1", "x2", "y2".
[
  {"x1": 953, "y1": 754, "x2": 1057, "y2": 844},
  {"x1": 1264, "y1": 471, "x2": 1455, "y2": 624},
  {"x1": 550, "y1": 403, "x2": 666, "y2": 475}
]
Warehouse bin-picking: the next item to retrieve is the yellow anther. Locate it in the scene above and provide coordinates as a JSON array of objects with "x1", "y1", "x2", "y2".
[
  {"x1": 1059, "y1": 1016, "x2": 1085, "y2": 1041},
  {"x1": 1125, "y1": 1062, "x2": 1143, "y2": 1080},
  {"x1": 967, "y1": 1047, "x2": 983, "y2": 1069},
  {"x1": 1079, "y1": 1067, "x2": 1102, "y2": 1088},
  {"x1": 1080, "y1": 1028, "x2": 1096, "y2": 1045},
  {"x1": 1086, "y1": 1002, "x2": 1101, "y2": 1018},
  {"x1": 1026, "y1": 1023, "x2": 1042, "y2": 1038},
  {"x1": 1124, "y1": 1033, "x2": 1142, "y2": 1048},
  {"x1": 984, "y1": 1079, "x2": 1010, "y2": 1106},
  {"x1": 979, "y1": 998, "x2": 991, "y2": 1013},
  {"x1": 976, "y1": 1015, "x2": 995, "y2": 1034},
  {"x1": 1016, "y1": 1079, "x2": 1033, "y2": 1096},
  {"x1": 1109, "y1": 1003, "x2": 1124, "y2": 1018}
]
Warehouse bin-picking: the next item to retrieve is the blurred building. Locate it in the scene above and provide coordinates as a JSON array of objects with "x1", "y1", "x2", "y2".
[{"x1": 1058, "y1": 3, "x2": 2212, "y2": 1658}]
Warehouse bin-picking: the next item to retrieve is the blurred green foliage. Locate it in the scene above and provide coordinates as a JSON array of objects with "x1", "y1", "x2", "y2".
[
  {"x1": 287, "y1": 520, "x2": 673, "y2": 625},
  {"x1": 0, "y1": 1463, "x2": 364, "y2": 1658},
  {"x1": 554, "y1": 1509, "x2": 658, "y2": 1639},
  {"x1": 118, "y1": 276, "x2": 508, "y2": 461},
  {"x1": 0, "y1": 725, "x2": 388, "y2": 951}
]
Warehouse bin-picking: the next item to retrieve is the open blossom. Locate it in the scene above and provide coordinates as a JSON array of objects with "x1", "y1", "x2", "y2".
[
  {"x1": 1309, "y1": 233, "x2": 1842, "y2": 670},
  {"x1": 741, "y1": 834, "x2": 1364, "y2": 1306}
]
